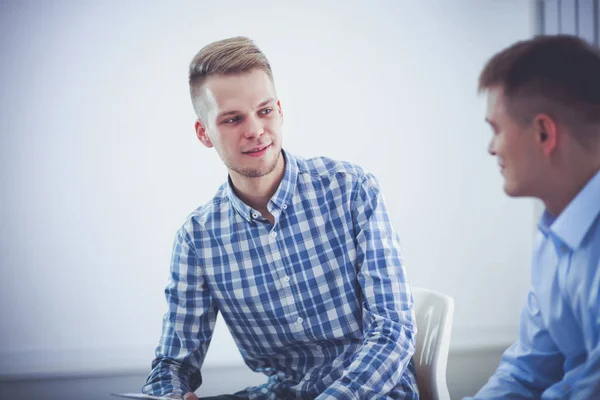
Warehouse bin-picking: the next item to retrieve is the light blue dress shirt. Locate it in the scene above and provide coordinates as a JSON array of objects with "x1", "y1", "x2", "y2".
[{"x1": 471, "y1": 168, "x2": 600, "y2": 399}]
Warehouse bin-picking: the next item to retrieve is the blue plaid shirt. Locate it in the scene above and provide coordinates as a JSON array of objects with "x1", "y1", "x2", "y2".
[{"x1": 143, "y1": 150, "x2": 418, "y2": 399}]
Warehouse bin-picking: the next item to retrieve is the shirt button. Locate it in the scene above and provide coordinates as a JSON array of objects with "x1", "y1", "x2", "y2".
[
  {"x1": 270, "y1": 232, "x2": 277, "y2": 238},
  {"x1": 296, "y1": 317, "x2": 303, "y2": 324},
  {"x1": 282, "y1": 204, "x2": 288, "y2": 209},
  {"x1": 252, "y1": 212, "x2": 258, "y2": 219},
  {"x1": 283, "y1": 276, "x2": 290, "y2": 283}
]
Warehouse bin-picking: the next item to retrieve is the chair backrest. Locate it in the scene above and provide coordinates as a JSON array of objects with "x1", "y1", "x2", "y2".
[{"x1": 412, "y1": 287, "x2": 455, "y2": 400}]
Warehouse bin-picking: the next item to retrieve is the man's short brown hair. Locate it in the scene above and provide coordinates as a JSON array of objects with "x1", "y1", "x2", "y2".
[
  {"x1": 188, "y1": 37, "x2": 274, "y2": 119},
  {"x1": 479, "y1": 35, "x2": 600, "y2": 144}
]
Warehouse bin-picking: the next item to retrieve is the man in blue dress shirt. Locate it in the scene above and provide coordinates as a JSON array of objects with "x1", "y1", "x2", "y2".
[
  {"x1": 471, "y1": 35, "x2": 600, "y2": 399},
  {"x1": 142, "y1": 37, "x2": 418, "y2": 399}
]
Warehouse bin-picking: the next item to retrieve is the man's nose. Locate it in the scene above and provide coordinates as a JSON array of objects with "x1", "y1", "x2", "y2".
[
  {"x1": 243, "y1": 115, "x2": 263, "y2": 139},
  {"x1": 487, "y1": 137, "x2": 496, "y2": 156}
]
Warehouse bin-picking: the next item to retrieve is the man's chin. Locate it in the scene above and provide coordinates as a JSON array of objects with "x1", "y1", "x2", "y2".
[
  {"x1": 503, "y1": 182, "x2": 525, "y2": 197},
  {"x1": 228, "y1": 149, "x2": 282, "y2": 178},
  {"x1": 236, "y1": 161, "x2": 280, "y2": 179},
  {"x1": 241, "y1": 169, "x2": 272, "y2": 178}
]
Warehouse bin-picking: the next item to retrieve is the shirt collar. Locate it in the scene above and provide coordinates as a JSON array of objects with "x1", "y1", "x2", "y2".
[
  {"x1": 538, "y1": 168, "x2": 600, "y2": 251},
  {"x1": 269, "y1": 149, "x2": 298, "y2": 211},
  {"x1": 226, "y1": 149, "x2": 298, "y2": 222}
]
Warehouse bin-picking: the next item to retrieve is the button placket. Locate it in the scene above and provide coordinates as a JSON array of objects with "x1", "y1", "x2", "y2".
[
  {"x1": 267, "y1": 227, "x2": 299, "y2": 324},
  {"x1": 265, "y1": 220, "x2": 304, "y2": 335}
]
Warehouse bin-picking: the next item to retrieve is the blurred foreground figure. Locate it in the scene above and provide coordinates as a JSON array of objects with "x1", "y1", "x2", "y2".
[{"x1": 470, "y1": 35, "x2": 600, "y2": 399}]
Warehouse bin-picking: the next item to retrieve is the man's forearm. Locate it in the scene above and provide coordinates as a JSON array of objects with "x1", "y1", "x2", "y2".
[
  {"x1": 316, "y1": 314, "x2": 415, "y2": 399},
  {"x1": 143, "y1": 356, "x2": 200, "y2": 397}
]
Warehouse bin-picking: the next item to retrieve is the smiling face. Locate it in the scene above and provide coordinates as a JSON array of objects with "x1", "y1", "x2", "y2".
[
  {"x1": 195, "y1": 68, "x2": 284, "y2": 180},
  {"x1": 485, "y1": 86, "x2": 546, "y2": 197}
]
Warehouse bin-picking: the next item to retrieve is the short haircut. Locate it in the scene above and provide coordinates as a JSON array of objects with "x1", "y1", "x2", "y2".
[
  {"x1": 479, "y1": 35, "x2": 600, "y2": 144},
  {"x1": 188, "y1": 37, "x2": 274, "y2": 119}
]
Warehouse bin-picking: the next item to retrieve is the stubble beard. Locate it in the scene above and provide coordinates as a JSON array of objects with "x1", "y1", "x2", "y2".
[{"x1": 228, "y1": 149, "x2": 282, "y2": 178}]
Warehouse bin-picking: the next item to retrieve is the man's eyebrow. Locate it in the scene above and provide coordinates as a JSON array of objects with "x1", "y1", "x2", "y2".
[
  {"x1": 257, "y1": 98, "x2": 275, "y2": 108},
  {"x1": 217, "y1": 109, "x2": 240, "y2": 119}
]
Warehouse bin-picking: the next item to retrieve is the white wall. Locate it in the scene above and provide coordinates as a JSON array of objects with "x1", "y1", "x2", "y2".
[{"x1": 0, "y1": 0, "x2": 536, "y2": 377}]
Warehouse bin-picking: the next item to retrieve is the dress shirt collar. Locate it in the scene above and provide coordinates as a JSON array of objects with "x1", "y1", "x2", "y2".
[
  {"x1": 226, "y1": 149, "x2": 298, "y2": 222},
  {"x1": 538, "y1": 168, "x2": 600, "y2": 251}
]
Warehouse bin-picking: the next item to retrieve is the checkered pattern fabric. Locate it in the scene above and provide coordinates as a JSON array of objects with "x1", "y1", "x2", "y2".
[{"x1": 143, "y1": 150, "x2": 418, "y2": 399}]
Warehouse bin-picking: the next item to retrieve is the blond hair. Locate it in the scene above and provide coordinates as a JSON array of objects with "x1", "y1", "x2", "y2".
[{"x1": 189, "y1": 37, "x2": 274, "y2": 119}]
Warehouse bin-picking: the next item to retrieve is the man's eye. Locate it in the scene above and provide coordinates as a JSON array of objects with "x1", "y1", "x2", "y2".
[
  {"x1": 260, "y1": 108, "x2": 273, "y2": 115},
  {"x1": 224, "y1": 116, "x2": 241, "y2": 124}
]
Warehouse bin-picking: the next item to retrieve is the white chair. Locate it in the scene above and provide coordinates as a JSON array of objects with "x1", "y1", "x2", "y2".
[{"x1": 412, "y1": 287, "x2": 455, "y2": 400}]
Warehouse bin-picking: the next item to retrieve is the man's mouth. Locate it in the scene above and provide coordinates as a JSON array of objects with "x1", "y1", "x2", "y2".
[{"x1": 243, "y1": 143, "x2": 271, "y2": 156}]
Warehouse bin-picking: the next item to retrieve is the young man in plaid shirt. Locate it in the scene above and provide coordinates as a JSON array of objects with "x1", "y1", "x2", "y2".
[{"x1": 143, "y1": 37, "x2": 418, "y2": 400}]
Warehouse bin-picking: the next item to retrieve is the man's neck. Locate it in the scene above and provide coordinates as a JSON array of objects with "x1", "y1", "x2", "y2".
[
  {"x1": 230, "y1": 155, "x2": 285, "y2": 214},
  {"x1": 542, "y1": 153, "x2": 600, "y2": 217}
]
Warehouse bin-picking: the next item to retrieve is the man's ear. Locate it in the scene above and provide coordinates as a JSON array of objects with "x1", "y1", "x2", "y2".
[
  {"x1": 277, "y1": 99, "x2": 283, "y2": 124},
  {"x1": 195, "y1": 119, "x2": 213, "y2": 148},
  {"x1": 533, "y1": 113, "x2": 558, "y2": 156}
]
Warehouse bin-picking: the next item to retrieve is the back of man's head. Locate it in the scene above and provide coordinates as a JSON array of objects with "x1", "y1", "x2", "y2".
[{"x1": 479, "y1": 34, "x2": 600, "y2": 147}]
